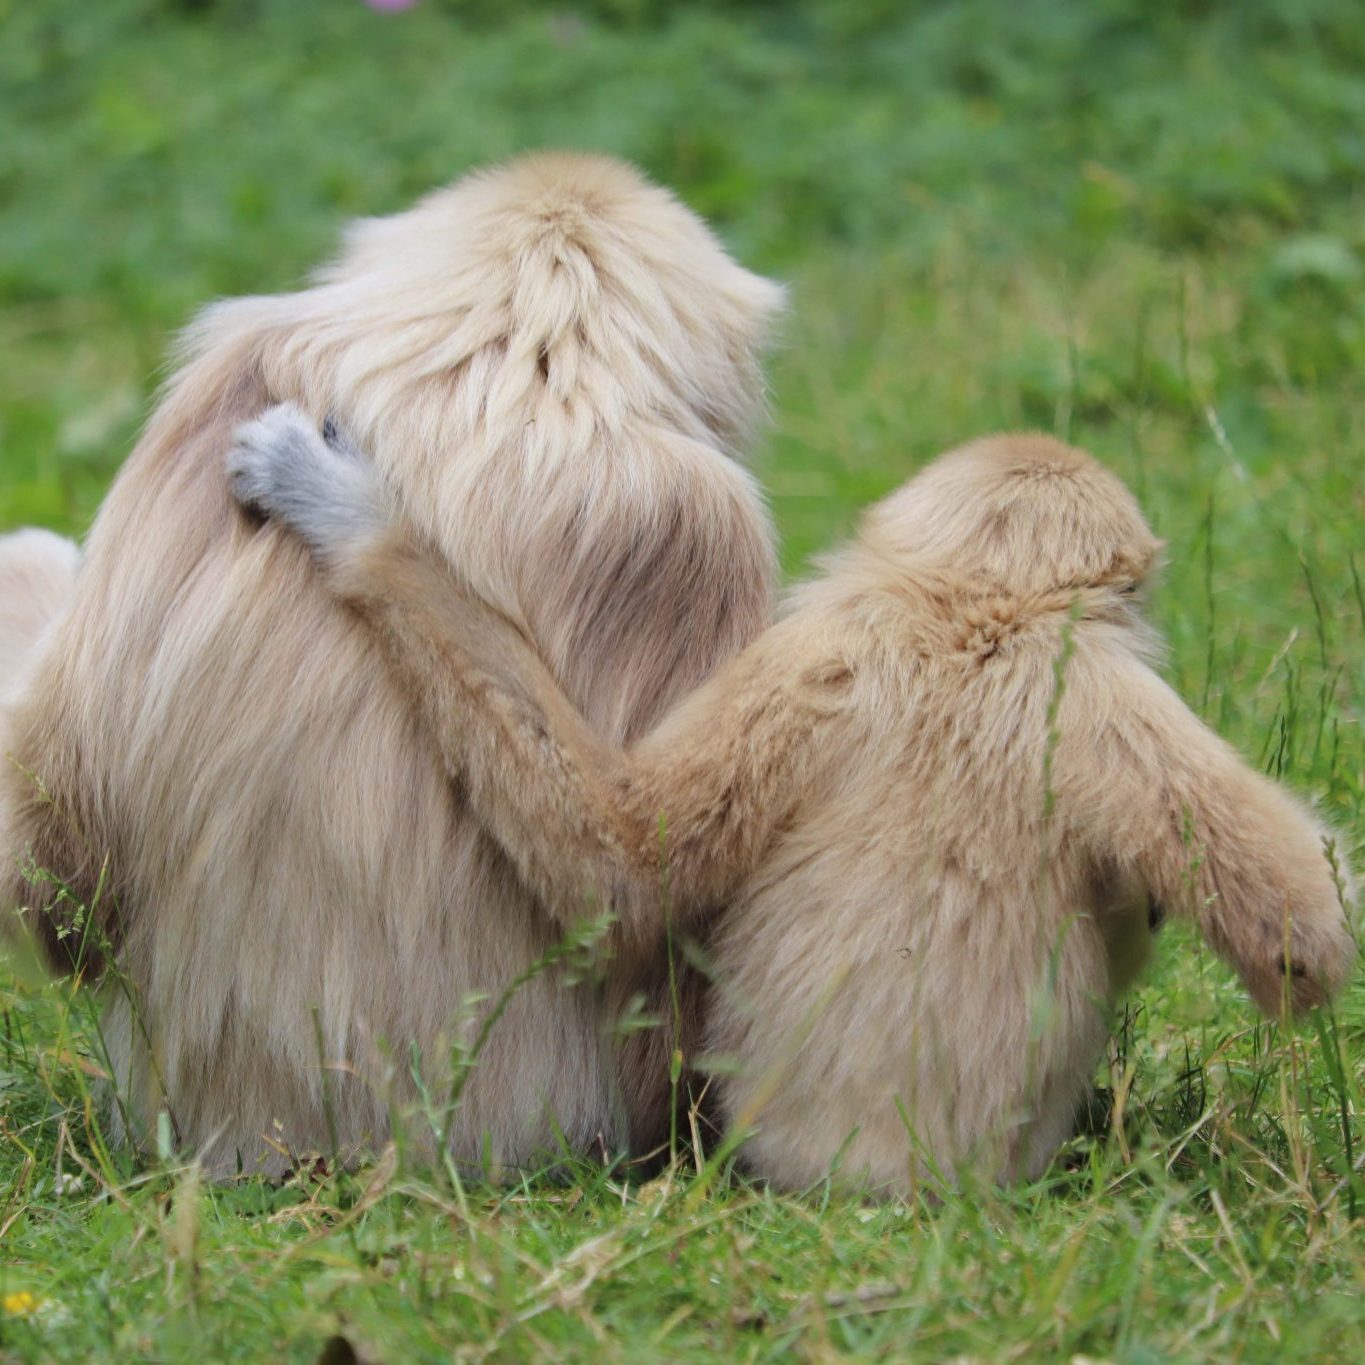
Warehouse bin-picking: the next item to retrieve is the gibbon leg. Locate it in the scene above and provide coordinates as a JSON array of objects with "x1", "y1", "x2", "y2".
[{"x1": 0, "y1": 529, "x2": 80, "y2": 705}]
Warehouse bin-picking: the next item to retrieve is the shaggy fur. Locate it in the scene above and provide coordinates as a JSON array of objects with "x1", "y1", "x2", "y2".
[
  {"x1": 0, "y1": 530, "x2": 81, "y2": 710},
  {"x1": 229, "y1": 412, "x2": 1357, "y2": 1194},
  {"x1": 0, "y1": 154, "x2": 783, "y2": 1174}
]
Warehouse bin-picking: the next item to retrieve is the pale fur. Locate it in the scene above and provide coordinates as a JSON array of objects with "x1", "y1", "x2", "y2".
[
  {"x1": 0, "y1": 532, "x2": 82, "y2": 927},
  {"x1": 229, "y1": 414, "x2": 1357, "y2": 1194},
  {"x1": 0, "y1": 153, "x2": 783, "y2": 1175},
  {"x1": 0, "y1": 530, "x2": 81, "y2": 710}
]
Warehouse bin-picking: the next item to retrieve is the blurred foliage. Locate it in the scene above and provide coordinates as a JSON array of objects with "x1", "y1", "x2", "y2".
[
  {"x1": 3, "y1": 0, "x2": 1365, "y2": 536},
  {"x1": 5, "y1": 0, "x2": 1365, "y2": 296}
]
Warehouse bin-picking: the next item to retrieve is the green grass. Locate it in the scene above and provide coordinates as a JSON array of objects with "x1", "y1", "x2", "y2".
[{"x1": 2, "y1": 1, "x2": 1364, "y2": 1359}]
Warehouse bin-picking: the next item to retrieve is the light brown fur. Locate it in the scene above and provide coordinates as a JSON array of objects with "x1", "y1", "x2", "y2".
[
  {"x1": 0, "y1": 154, "x2": 783, "y2": 1174},
  {"x1": 229, "y1": 416, "x2": 1357, "y2": 1193}
]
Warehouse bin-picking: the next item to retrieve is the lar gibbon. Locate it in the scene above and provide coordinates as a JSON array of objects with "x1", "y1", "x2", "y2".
[
  {"x1": 0, "y1": 154, "x2": 783, "y2": 1174},
  {"x1": 227, "y1": 407, "x2": 1356, "y2": 1192}
]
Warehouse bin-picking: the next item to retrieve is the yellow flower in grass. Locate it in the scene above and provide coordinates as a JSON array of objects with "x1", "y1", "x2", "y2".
[{"x1": 3, "y1": 1290, "x2": 41, "y2": 1318}]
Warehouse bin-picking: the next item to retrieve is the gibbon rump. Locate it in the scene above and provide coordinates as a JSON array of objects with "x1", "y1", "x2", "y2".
[
  {"x1": 228, "y1": 411, "x2": 1357, "y2": 1193},
  {"x1": 0, "y1": 154, "x2": 783, "y2": 1174}
]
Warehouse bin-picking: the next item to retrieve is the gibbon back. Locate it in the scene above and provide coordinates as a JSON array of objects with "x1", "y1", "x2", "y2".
[
  {"x1": 223, "y1": 413, "x2": 1357, "y2": 1194},
  {"x1": 0, "y1": 154, "x2": 782, "y2": 1174}
]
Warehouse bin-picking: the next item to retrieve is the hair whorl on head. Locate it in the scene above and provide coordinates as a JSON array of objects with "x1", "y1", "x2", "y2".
[{"x1": 870, "y1": 433, "x2": 1161, "y2": 594}]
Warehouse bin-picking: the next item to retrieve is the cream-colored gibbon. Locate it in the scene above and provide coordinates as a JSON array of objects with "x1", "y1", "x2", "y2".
[
  {"x1": 227, "y1": 407, "x2": 1357, "y2": 1193},
  {"x1": 0, "y1": 154, "x2": 784, "y2": 1175}
]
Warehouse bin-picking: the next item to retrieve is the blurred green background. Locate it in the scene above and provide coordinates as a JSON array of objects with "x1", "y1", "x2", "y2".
[
  {"x1": 4, "y1": 0, "x2": 1364, "y2": 558},
  {"x1": 2, "y1": 3, "x2": 1364, "y2": 1357}
]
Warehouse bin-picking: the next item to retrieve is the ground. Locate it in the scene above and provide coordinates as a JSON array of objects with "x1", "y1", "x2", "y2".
[{"x1": 1, "y1": 1, "x2": 1363, "y2": 1359}]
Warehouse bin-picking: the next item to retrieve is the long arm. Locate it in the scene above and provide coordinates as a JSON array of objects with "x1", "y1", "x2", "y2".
[
  {"x1": 1056, "y1": 639, "x2": 1355, "y2": 1014},
  {"x1": 227, "y1": 406, "x2": 852, "y2": 948},
  {"x1": 333, "y1": 530, "x2": 848, "y2": 944}
]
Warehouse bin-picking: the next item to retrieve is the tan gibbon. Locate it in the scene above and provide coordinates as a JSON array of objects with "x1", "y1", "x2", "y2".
[
  {"x1": 227, "y1": 407, "x2": 1356, "y2": 1193},
  {"x1": 0, "y1": 154, "x2": 784, "y2": 1175}
]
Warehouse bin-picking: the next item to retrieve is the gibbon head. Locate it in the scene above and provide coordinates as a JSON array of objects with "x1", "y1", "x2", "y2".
[
  {"x1": 310, "y1": 151, "x2": 787, "y2": 455},
  {"x1": 872, "y1": 433, "x2": 1162, "y2": 597}
]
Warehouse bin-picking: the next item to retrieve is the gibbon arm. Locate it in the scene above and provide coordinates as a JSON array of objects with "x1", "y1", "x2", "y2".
[
  {"x1": 228, "y1": 406, "x2": 851, "y2": 947},
  {"x1": 1057, "y1": 644, "x2": 1355, "y2": 1014},
  {"x1": 338, "y1": 532, "x2": 848, "y2": 944}
]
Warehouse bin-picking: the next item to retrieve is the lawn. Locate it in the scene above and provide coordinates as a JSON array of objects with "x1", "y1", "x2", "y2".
[{"x1": 2, "y1": 1, "x2": 1364, "y2": 1358}]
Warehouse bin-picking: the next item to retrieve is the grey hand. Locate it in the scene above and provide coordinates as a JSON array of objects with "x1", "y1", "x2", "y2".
[{"x1": 227, "y1": 402, "x2": 383, "y2": 559}]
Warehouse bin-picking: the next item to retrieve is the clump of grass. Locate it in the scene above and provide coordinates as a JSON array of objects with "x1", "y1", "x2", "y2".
[{"x1": 2, "y1": 936, "x2": 1361, "y2": 1359}]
